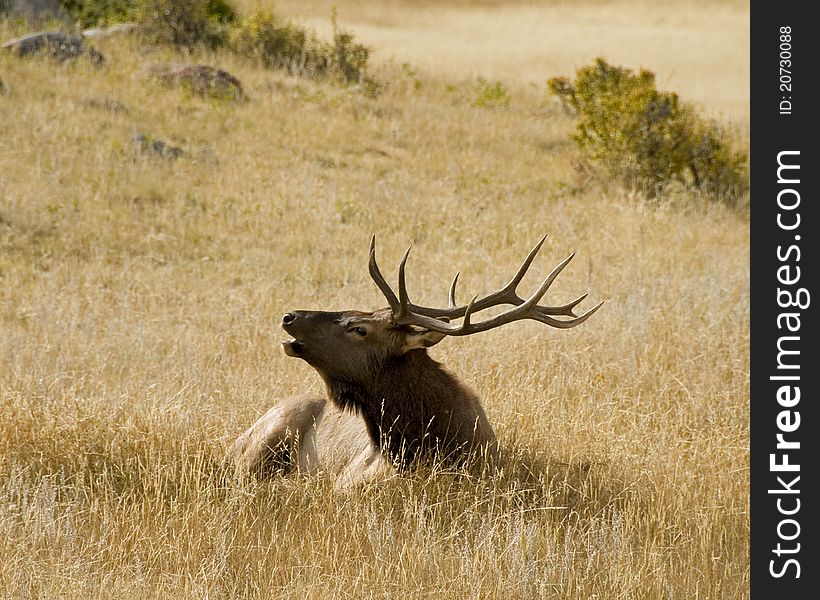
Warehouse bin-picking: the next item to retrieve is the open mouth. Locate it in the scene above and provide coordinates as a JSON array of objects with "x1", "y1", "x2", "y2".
[{"x1": 282, "y1": 339, "x2": 305, "y2": 357}]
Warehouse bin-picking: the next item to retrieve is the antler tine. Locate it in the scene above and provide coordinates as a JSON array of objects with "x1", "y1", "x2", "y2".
[
  {"x1": 448, "y1": 273, "x2": 460, "y2": 309},
  {"x1": 462, "y1": 294, "x2": 478, "y2": 328},
  {"x1": 397, "y1": 246, "x2": 412, "y2": 319},
  {"x1": 520, "y1": 252, "x2": 575, "y2": 310},
  {"x1": 541, "y1": 293, "x2": 588, "y2": 317},
  {"x1": 498, "y1": 232, "x2": 549, "y2": 302},
  {"x1": 368, "y1": 235, "x2": 401, "y2": 315},
  {"x1": 531, "y1": 300, "x2": 604, "y2": 329}
]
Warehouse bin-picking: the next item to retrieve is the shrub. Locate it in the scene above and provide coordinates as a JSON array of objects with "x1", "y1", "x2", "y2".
[
  {"x1": 58, "y1": 0, "x2": 236, "y2": 30},
  {"x1": 548, "y1": 58, "x2": 747, "y2": 203},
  {"x1": 472, "y1": 77, "x2": 510, "y2": 109},
  {"x1": 229, "y1": 8, "x2": 370, "y2": 84},
  {"x1": 134, "y1": 0, "x2": 236, "y2": 49},
  {"x1": 328, "y1": 11, "x2": 370, "y2": 85},
  {"x1": 203, "y1": 0, "x2": 236, "y2": 24},
  {"x1": 59, "y1": 0, "x2": 133, "y2": 27},
  {"x1": 229, "y1": 9, "x2": 320, "y2": 74}
]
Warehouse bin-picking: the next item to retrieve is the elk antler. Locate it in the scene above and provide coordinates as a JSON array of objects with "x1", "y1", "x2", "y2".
[{"x1": 368, "y1": 235, "x2": 603, "y2": 336}]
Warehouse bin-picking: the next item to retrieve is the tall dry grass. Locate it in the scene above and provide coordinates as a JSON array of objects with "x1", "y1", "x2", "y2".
[
  {"x1": 262, "y1": 0, "x2": 750, "y2": 121},
  {"x1": 1, "y1": 3, "x2": 748, "y2": 598}
]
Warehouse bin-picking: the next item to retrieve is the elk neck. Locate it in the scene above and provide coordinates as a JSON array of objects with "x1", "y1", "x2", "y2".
[{"x1": 322, "y1": 349, "x2": 473, "y2": 465}]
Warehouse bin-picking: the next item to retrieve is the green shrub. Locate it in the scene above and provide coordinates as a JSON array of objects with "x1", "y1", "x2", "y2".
[
  {"x1": 60, "y1": 0, "x2": 134, "y2": 27},
  {"x1": 229, "y1": 10, "x2": 321, "y2": 74},
  {"x1": 203, "y1": 0, "x2": 236, "y2": 24},
  {"x1": 548, "y1": 58, "x2": 747, "y2": 203},
  {"x1": 473, "y1": 77, "x2": 510, "y2": 109},
  {"x1": 328, "y1": 11, "x2": 370, "y2": 85},
  {"x1": 59, "y1": 0, "x2": 236, "y2": 30},
  {"x1": 135, "y1": 0, "x2": 236, "y2": 49},
  {"x1": 229, "y1": 8, "x2": 370, "y2": 84}
]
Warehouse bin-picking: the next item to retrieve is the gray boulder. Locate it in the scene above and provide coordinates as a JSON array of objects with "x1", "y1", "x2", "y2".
[
  {"x1": 147, "y1": 63, "x2": 245, "y2": 102},
  {"x1": 2, "y1": 31, "x2": 104, "y2": 65}
]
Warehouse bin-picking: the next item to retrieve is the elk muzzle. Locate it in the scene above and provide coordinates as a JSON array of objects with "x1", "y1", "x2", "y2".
[
  {"x1": 281, "y1": 310, "x2": 345, "y2": 359},
  {"x1": 281, "y1": 311, "x2": 307, "y2": 357}
]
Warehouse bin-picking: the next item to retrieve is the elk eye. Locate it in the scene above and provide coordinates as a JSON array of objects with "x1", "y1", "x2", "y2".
[{"x1": 348, "y1": 326, "x2": 368, "y2": 337}]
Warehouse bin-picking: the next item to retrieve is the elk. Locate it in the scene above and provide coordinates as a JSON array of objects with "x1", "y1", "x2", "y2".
[{"x1": 227, "y1": 235, "x2": 601, "y2": 487}]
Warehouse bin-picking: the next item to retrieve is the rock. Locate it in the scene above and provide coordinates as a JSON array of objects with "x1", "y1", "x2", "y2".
[
  {"x1": 2, "y1": 31, "x2": 104, "y2": 65},
  {"x1": 82, "y1": 23, "x2": 138, "y2": 39},
  {"x1": 147, "y1": 63, "x2": 245, "y2": 102},
  {"x1": 0, "y1": 75, "x2": 6, "y2": 95},
  {"x1": 132, "y1": 133, "x2": 184, "y2": 160}
]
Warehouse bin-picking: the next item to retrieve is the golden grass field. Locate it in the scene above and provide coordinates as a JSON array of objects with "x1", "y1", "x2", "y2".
[
  {"x1": 268, "y1": 0, "x2": 750, "y2": 121},
  {"x1": 1, "y1": 1, "x2": 749, "y2": 597}
]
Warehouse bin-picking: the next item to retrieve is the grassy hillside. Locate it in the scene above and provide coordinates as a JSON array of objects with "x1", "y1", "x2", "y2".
[
  {"x1": 1, "y1": 2, "x2": 748, "y2": 598},
  {"x1": 265, "y1": 0, "x2": 750, "y2": 121}
]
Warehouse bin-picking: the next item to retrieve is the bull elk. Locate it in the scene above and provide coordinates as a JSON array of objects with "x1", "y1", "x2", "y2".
[{"x1": 228, "y1": 235, "x2": 602, "y2": 487}]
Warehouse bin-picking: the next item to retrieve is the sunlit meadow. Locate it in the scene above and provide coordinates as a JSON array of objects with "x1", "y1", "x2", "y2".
[{"x1": 0, "y1": 1, "x2": 748, "y2": 597}]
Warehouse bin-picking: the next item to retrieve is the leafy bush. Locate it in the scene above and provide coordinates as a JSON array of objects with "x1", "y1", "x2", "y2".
[
  {"x1": 472, "y1": 77, "x2": 510, "y2": 109},
  {"x1": 134, "y1": 0, "x2": 236, "y2": 49},
  {"x1": 203, "y1": 0, "x2": 236, "y2": 23},
  {"x1": 60, "y1": 0, "x2": 133, "y2": 27},
  {"x1": 58, "y1": 0, "x2": 236, "y2": 30},
  {"x1": 548, "y1": 58, "x2": 747, "y2": 203},
  {"x1": 229, "y1": 10, "x2": 319, "y2": 73},
  {"x1": 329, "y1": 11, "x2": 370, "y2": 85},
  {"x1": 229, "y1": 9, "x2": 370, "y2": 84}
]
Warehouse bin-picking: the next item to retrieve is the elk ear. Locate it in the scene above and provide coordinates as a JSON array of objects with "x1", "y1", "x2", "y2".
[{"x1": 400, "y1": 326, "x2": 447, "y2": 353}]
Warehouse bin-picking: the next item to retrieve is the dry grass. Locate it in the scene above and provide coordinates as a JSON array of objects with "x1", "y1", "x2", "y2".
[
  {"x1": 1, "y1": 2, "x2": 748, "y2": 598},
  {"x1": 262, "y1": 0, "x2": 750, "y2": 121}
]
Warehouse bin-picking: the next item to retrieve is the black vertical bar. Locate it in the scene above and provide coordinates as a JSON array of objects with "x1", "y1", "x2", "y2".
[{"x1": 751, "y1": 2, "x2": 818, "y2": 596}]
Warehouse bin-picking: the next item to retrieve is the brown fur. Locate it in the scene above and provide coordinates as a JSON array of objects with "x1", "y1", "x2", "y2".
[
  {"x1": 227, "y1": 393, "x2": 391, "y2": 486},
  {"x1": 227, "y1": 308, "x2": 497, "y2": 485},
  {"x1": 283, "y1": 308, "x2": 496, "y2": 467}
]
